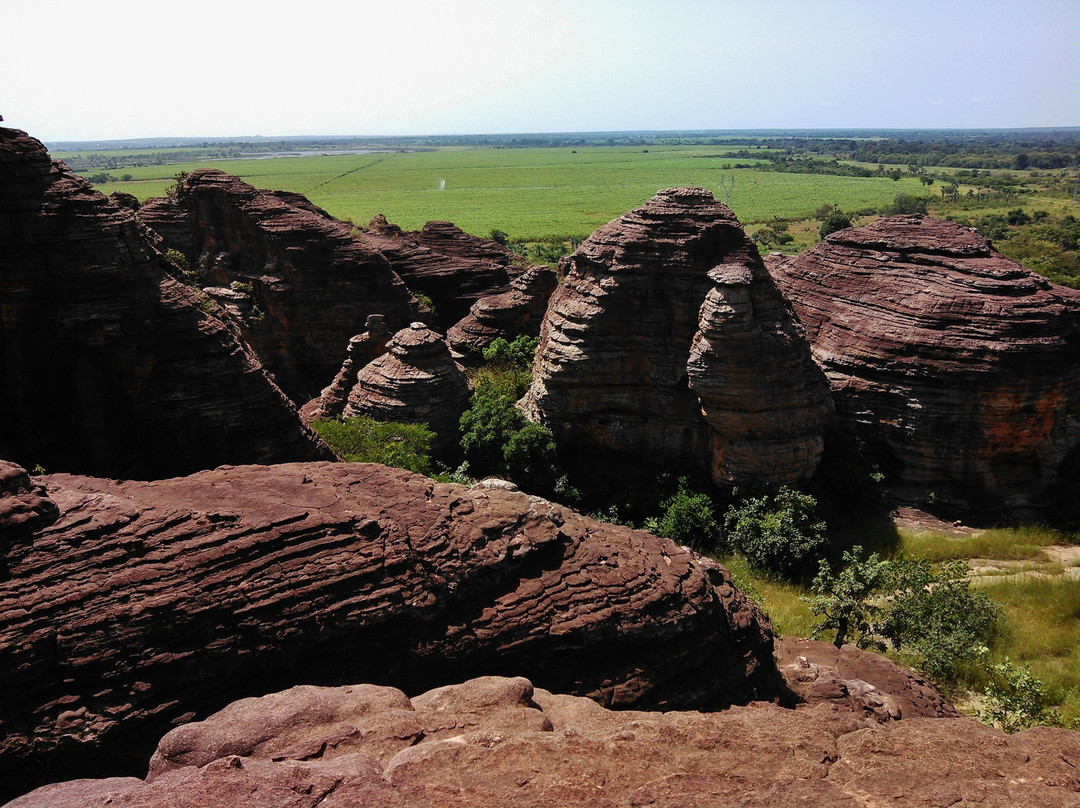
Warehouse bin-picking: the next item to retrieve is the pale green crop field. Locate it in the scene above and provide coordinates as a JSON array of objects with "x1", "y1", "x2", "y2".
[{"x1": 69, "y1": 145, "x2": 930, "y2": 241}]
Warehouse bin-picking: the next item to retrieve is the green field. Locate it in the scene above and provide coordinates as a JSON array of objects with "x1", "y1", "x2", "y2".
[{"x1": 74, "y1": 145, "x2": 931, "y2": 241}]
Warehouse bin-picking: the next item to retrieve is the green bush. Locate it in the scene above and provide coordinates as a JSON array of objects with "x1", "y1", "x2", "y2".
[
  {"x1": 883, "y1": 193, "x2": 929, "y2": 215},
  {"x1": 819, "y1": 209, "x2": 852, "y2": 240},
  {"x1": 982, "y1": 659, "x2": 1051, "y2": 733},
  {"x1": 806, "y1": 546, "x2": 891, "y2": 648},
  {"x1": 310, "y1": 416, "x2": 435, "y2": 476},
  {"x1": 643, "y1": 478, "x2": 718, "y2": 549},
  {"x1": 459, "y1": 379, "x2": 556, "y2": 491},
  {"x1": 722, "y1": 487, "x2": 828, "y2": 579},
  {"x1": 482, "y1": 335, "x2": 538, "y2": 369},
  {"x1": 882, "y1": 559, "x2": 1002, "y2": 685}
]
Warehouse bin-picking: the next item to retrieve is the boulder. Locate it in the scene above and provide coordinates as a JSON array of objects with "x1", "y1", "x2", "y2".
[
  {"x1": 10, "y1": 675, "x2": 1080, "y2": 808},
  {"x1": 0, "y1": 128, "x2": 333, "y2": 479},
  {"x1": 138, "y1": 169, "x2": 421, "y2": 402},
  {"x1": 769, "y1": 214, "x2": 1080, "y2": 516},
  {"x1": 522, "y1": 187, "x2": 831, "y2": 489},
  {"x1": 0, "y1": 460, "x2": 775, "y2": 798},
  {"x1": 446, "y1": 265, "x2": 558, "y2": 358},
  {"x1": 344, "y1": 323, "x2": 472, "y2": 451}
]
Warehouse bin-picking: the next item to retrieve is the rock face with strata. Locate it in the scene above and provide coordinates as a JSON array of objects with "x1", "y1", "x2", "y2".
[
  {"x1": 769, "y1": 214, "x2": 1080, "y2": 515},
  {"x1": 522, "y1": 187, "x2": 831, "y2": 488},
  {"x1": 446, "y1": 265, "x2": 558, "y2": 357},
  {"x1": 0, "y1": 128, "x2": 333, "y2": 478},
  {"x1": 361, "y1": 217, "x2": 516, "y2": 330},
  {"x1": 299, "y1": 315, "x2": 392, "y2": 422},
  {"x1": 12, "y1": 674, "x2": 1080, "y2": 808},
  {"x1": 138, "y1": 170, "x2": 420, "y2": 402},
  {"x1": 0, "y1": 459, "x2": 775, "y2": 798},
  {"x1": 344, "y1": 323, "x2": 472, "y2": 450}
]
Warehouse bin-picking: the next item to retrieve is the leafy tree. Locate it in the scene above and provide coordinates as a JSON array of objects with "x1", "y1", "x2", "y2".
[
  {"x1": 806, "y1": 547, "x2": 891, "y2": 648},
  {"x1": 982, "y1": 659, "x2": 1051, "y2": 733},
  {"x1": 489, "y1": 228, "x2": 509, "y2": 245},
  {"x1": 482, "y1": 335, "x2": 538, "y2": 369},
  {"x1": 721, "y1": 487, "x2": 828, "y2": 579},
  {"x1": 882, "y1": 559, "x2": 1001, "y2": 684},
  {"x1": 643, "y1": 478, "x2": 718, "y2": 549},
  {"x1": 883, "y1": 193, "x2": 929, "y2": 215},
  {"x1": 310, "y1": 416, "x2": 435, "y2": 476},
  {"x1": 819, "y1": 209, "x2": 853, "y2": 240}
]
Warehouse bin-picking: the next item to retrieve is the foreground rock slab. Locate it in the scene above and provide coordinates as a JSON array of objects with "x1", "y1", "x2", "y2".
[
  {"x1": 0, "y1": 461, "x2": 775, "y2": 799},
  {"x1": 9, "y1": 675, "x2": 1080, "y2": 808},
  {"x1": 769, "y1": 214, "x2": 1080, "y2": 516}
]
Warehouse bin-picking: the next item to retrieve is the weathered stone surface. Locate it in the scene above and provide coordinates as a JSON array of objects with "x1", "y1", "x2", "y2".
[
  {"x1": 769, "y1": 214, "x2": 1080, "y2": 515},
  {"x1": 776, "y1": 638, "x2": 960, "y2": 721},
  {"x1": 0, "y1": 460, "x2": 775, "y2": 799},
  {"x1": 522, "y1": 187, "x2": 830, "y2": 488},
  {"x1": 11, "y1": 675, "x2": 1080, "y2": 808},
  {"x1": 688, "y1": 264, "x2": 833, "y2": 486},
  {"x1": 446, "y1": 265, "x2": 558, "y2": 357},
  {"x1": 139, "y1": 170, "x2": 420, "y2": 402},
  {"x1": 344, "y1": 323, "x2": 472, "y2": 450},
  {"x1": 361, "y1": 217, "x2": 516, "y2": 330},
  {"x1": 299, "y1": 315, "x2": 392, "y2": 423},
  {"x1": 0, "y1": 128, "x2": 333, "y2": 478}
]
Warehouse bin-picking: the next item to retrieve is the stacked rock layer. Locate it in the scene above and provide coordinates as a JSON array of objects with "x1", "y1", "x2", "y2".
[
  {"x1": 344, "y1": 323, "x2": 472, "y2": 449},
  {"x1": 0, "y1": 128, "x2": 332, "y2": 478},
  {"x1": 446, "y1": 265, "x2": 558, "y2": 357},
  {"x1": 0, "y1": 460, "x2": 776, "y2": 798},
  {"x1": 522, "y1": 187, "x2": 832, "y2": 488},
  {"x1": 770, "y1": 215, "x2": 1080, "y2": 514}
]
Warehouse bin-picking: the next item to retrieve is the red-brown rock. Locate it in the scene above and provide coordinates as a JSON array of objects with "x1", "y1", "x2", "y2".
[
  {"x1": 446, "y1": 265, "x2": 558, "y2": 358},
  {"x1": 0, "y1": 128, "x2": 333, "y2": 478},
  {"x1": 361, "y1": 218, "x2": 516, "y2": 330},
  {"x1": 770, "y1": 215, "x2": 1080, "y2": 515},
  {"x1": 522, "y1": 188, "x2": 831, "y2": 489},
  {"x1": 0, "y1": 460, "x2": 775, "y2": 800},
  {"x1": 10, "y1": 675, "x2": 1080, "y2": 808},
  {"x1": 299, "y1": 315, "x2": 392, "y2": 423},
  {"x1": 344, "y1": 323, "x2": 472, "y2": 450},
  {"x1": 139, "y1": 170, "x2": 421, "y2": 402}
]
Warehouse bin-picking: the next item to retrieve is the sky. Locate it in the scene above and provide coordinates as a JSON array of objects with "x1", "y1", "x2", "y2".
[{"x1": 3, "y1": 0, "x2": 1078, "y2": 143}]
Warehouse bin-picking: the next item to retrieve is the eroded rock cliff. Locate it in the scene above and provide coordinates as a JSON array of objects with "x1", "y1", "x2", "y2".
[
  {"x1": 769, "y1": 214, "x2": 1080, "y2": 515},
  {"x1": 0, "y1": 128, "x2": 332, "y2": 478},
  {"x1": 0, "y1": 460, "x2": 775, "y2": 798},
  {"x1": 446, "y1": 265, "x2": 558, "y2": 358},
  {"x1": 522, "y1": 188, "x2": 831, "y2": 489}
]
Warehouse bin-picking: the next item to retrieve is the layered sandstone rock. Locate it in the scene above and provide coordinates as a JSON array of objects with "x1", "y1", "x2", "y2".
[
  {"x1": 0, "y1": 460, "x2": 775, "y2": 798},
  {"x1": 770, "y1": 215, "x2": 1080, "y2": 515},
  {"x1": 299, "y1": 315, "x2": 392, "y2": 422},
  {"x1": 522, "y1": 188, "x2": 830, "y2": 488},
  {"x1": 344, "y1": 323, "x2": 472, "y2": 450},
  {"x1": 361, "y1": 217, "x2": 516, "y2": 330},
  {"x1": 138, "y1": 170, "x2": 420, "y2": 402},
  {"x1": 446, "y1": 265, "x2": 558, "y2": 357},
  {"x1": 0, "y1": 128, "x2": 332, "y2": 478},
  {"x1": 12, "y1": 675, "x2": 1080, "y2": 808}
]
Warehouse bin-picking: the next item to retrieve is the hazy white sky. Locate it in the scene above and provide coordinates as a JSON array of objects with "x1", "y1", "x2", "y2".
[{"x1": 3, "y1": 0, "x2": 1078, "y2": 142}]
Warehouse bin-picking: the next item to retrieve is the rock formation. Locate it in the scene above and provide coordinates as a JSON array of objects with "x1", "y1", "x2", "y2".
[
  {"x1": 361, "y1": 217, "x2": 516, "y2": 330},
  {"x1": 0, "y1": 127, "x2": 333, "y2": 479},
  {"x1": 522, "y1": 187, "x2": 831, "y2": 489},
  {"x1": 299, "y1": 315, "x2": 392, "y2": 422},
  {"x1": 446, "y1": 265, "x2": 558, "y2": 357},
  {"x1": 137, "y1": 170, "x2": 420, "y2": 402},
  {"x1": 776, "y1": 638, "x2": 960, "y2": 722},
  {"x1": 769, "y1": 214, "x2": 1080, "y2": 515},
  {"x1": 0, "y1": 460, "x2": 775, "y2": 798},
  {"x1": 11, "y1": 674, "x2": 1080, "y2": 808},
  {"x1": 344, "y1": 323, "x2": 472, "y2": 450}
]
